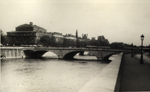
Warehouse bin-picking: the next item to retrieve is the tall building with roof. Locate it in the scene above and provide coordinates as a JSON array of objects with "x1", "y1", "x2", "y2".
[{"x1": 7, "y1": 22, "x2": 47, "y2": 46}]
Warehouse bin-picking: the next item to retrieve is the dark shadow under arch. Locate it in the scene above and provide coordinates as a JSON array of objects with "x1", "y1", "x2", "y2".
[
  {"x1": 24, "y1": 50, "x2": 48, "y2": 58},
  {"x1": 64, "y1": 51, "x2": 83, "y2": 60},
  {"x1": 103, "y1": 53, "x2": 118, "y2": 61}
]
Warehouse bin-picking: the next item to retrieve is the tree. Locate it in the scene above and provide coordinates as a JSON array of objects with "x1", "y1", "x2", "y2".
[
  {"x1": 110, "y1": 42, "x2": 125, "y2": 49},
  {"x1": 38, "y1": 35, "x2": 53, "y2": 47},
  {"x1": 0, "y1": 30, "x2": 8, "y2": 46}
]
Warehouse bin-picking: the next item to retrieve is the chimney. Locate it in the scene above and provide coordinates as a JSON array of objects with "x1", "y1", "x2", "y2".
[{"x1": 30, "y1": 22, "x2": 33, "y2": 26}]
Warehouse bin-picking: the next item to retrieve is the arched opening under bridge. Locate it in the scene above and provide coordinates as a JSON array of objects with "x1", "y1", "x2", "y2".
[{"x1": 43, "y1": 51, "x2": 58, "y2": 58}]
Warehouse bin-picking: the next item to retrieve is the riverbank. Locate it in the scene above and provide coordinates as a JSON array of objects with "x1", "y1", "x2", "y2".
[{"x1": 78, "y1": 53, "x2": 123, "y2": 92}]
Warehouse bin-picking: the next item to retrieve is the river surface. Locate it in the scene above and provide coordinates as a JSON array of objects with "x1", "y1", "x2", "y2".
[{"x1": 1, "y1": 53, "x2": 117, "y2": 92}]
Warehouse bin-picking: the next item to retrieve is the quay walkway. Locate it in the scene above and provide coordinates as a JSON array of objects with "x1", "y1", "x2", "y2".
[{"x1": 119, "y1": 54, "x2": 150, "y2": 91}]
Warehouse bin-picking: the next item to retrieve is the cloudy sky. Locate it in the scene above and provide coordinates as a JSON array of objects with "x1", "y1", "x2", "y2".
[{"x1": 0, "y1": 0, "x2": 150, "y2": 46}]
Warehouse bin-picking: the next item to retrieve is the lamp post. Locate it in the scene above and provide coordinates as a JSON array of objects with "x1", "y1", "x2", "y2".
[
  {"x1": 140, "y1": 34, "x2": 144, "y2": 64},
  {"x1": 131, "y1": 43, "x2": 133, "y2": 57}
]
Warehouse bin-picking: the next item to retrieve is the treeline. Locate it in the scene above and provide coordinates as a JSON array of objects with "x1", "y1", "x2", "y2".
[{"x1": 0, "y1": 30, "x2": 9, "y2": 46}]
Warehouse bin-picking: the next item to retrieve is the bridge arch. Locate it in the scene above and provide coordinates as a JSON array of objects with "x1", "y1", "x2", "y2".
[
  {"x1": 103, "y1": 53, "x2": 118, "y2": 61},
  {"x1": 24, "y1": 50, "x2": 84, "y2": 59},
  {"x1": 85, "y1": 51, "x2": 120, "y2": 61},
  {"x1": 43, "y1": 51, "x2": 58, "y2": 58},
  {"x1": 63, "y1": 51, "x2": 83, "y2": 60},
  {"x1": 24, "y1": 50, "x2": 48, "y2": 58}
]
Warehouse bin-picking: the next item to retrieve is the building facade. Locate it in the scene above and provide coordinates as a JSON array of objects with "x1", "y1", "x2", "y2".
[
  {"x1": 64, "y1": 34, "x2": 76, "y2": 47},
  {"x1": 7, "y1": 22, "x2": 47, "y2": 46},
  {"x1": 52, "y1": 32, "x2": 64, "y2": 47}
]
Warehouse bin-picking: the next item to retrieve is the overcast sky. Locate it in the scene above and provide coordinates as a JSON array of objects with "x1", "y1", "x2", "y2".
[{"x1": 0, "y1": 0, "x2": 150, "y2": 46}]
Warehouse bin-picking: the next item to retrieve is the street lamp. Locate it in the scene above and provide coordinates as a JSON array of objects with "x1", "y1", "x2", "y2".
[
  {"x1": 140, "y1": 34, "x2": 144, "y2": 64},
  {"x1": 131, "y1": 43, "x2": 134, "y2": 57}
]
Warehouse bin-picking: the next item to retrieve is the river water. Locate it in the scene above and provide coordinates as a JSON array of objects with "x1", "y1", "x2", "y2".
[{"x1": 1, "y1": 53, "x2": 116, "y2": 92}]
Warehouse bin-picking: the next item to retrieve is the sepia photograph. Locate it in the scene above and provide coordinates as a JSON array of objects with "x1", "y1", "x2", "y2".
[{"x1": 0, "y1": 0, "x2": 150, "y2": 92}]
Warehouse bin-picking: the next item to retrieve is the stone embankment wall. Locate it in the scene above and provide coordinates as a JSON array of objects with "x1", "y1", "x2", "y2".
[
  {"x1": 0, "y1": 47, "x2": 25, "y2": 59},
  {"x1": 77, "y1": 52, "x2": 123, "y2": 92}
]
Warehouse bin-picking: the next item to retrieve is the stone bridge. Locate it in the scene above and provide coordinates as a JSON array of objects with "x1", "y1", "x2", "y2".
[{"x1": 23, "y1": 47, "x2": 124, "y2": 61}]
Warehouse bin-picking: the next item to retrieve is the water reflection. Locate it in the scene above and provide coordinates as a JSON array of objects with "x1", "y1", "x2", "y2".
[{"x1": 1, "y1": 55, "x2": 115, "y2": 92}]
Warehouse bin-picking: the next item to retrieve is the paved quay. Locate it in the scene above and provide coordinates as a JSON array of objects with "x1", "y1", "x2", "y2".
[{"x1": 119, "y1": 54, "x2": 150, "y2": 92}]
